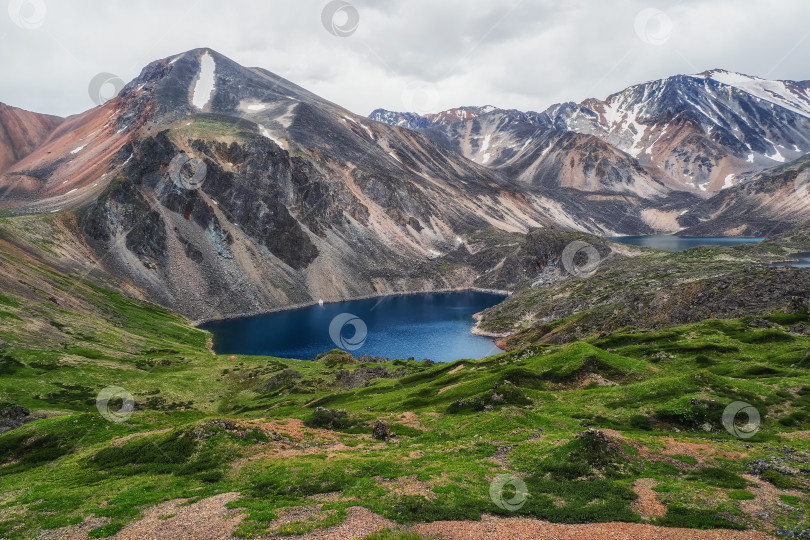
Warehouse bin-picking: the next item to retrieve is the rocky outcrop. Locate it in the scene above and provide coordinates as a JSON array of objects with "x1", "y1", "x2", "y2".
[
  {"x1": 0, "y1": 404, "x2": 35, "y2": 434},
  {"x1": 372, "y1": 421, "x2": 392, "y2": 441},
  {"x1": 478, "y1": 241, "x2": 810, "y2": 348},
  {"x1": 680, "y1": 154, "x2": 810, "y2": 237}
]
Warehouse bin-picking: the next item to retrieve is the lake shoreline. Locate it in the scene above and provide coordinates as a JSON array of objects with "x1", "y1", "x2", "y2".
[
  {"x1": 610, "y1": 235, "x2": 764, "y2": 252},
  {"x1": 194, "y1": 286, "x2": 512, "y2": 326}
]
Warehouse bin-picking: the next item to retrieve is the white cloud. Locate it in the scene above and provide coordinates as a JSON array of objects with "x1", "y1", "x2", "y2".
[{"x1": 0, "y1": 0, "x2": 808, "y2": 118}]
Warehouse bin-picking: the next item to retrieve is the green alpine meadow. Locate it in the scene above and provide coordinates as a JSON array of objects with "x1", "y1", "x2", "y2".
[{"x1": 1, "y1": 2, "x2": 810, "y2": 538}]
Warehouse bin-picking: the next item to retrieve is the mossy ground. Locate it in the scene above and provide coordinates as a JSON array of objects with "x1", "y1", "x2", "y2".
[{"x1": 0, "y1": 234, "x2": 808, "y2": 538}]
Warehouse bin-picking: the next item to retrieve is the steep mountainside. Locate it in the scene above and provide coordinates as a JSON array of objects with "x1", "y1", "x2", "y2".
[
  {"x1": 405, "y1": 108, "x2": 695, "y2": 232},
  {"x1": 1, "y1": 53, "x2": 807, "y2": 320},
  {"x1": 0, "y1": 49, "x2": 565, "y2": 319},
  {"x1": 0, "y1": 103, "x2": 62, "y2": 175},
  {"x1": 679, "y1": 153, "x2": 810, "y2": 236}
]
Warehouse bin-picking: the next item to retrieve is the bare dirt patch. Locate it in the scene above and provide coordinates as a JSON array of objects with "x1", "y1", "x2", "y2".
[
  {"x1": 599, "y1": 429, "x2": 745, "y2": 471},
  {"x1": 438, "y1": 382, "x2": 465, "y2": 394},
  {"x1": 113, "y1": 492, "x2": 244, "y2": 539},
  {"x1": 411, "y1": 514, "x2": 772, "y2": 539},
  {"x1": 40, "y1": 517, "x2": 110, "y2": 540},
  {"x1": 631, "y1": 478, "x2": 667, "y2": 520},
  {"x1": 781, "y1": 430, "x2": 810, "y2": 440},
  {"x1": 396, "y1": 411, "x2": 428, "y2": 430},
  {"x1": 739, "y1": 473, "x2": 805, "y2": 532},
  {"x1": 276, "y1": 506, "x2": 396, "y2": 539},
  {"x1": 109, "y1": 428, "x2": 172, "y2": 447},
  {"x1": 660, "y1": 438, "x2": 748, "y2": 463},
  {"x1": 374, "y1": 474, "x2": 437, "y2": 499},
  {"x1": 227, "y1": 418, "x2": 384, "y2": 471}
]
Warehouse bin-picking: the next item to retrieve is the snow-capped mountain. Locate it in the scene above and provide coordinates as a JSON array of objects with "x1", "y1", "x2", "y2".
[
  {"x1": 418, "y1": 109, "x2": 673, "y2": 195},
  {"x1": 371, "y1": 70, "x2": 810, "y2": 194},
  {"x1": 546, "y1": 70, "x2": 810, "y2": 192},
  {"x1": 369, "y1": 106, "x2": 498, "y2": 130}
]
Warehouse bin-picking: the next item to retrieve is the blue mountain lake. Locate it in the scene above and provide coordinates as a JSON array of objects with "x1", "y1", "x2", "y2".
[
  {"x1": 611, "y1": 235, "x2": 763, "y2": 252},
  {"x1": 200, "y1": 290, "x2": 508, "y2": 363}
]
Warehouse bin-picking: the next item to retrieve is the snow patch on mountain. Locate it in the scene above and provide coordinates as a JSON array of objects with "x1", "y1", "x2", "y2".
[
  {"x1": 258, "y1": 125, "x2": 284, "y2": 149},
  {"x1": 766, "y1": 146, "x2": 786, "y2": 162},
  {"x1": 479, "y1": 134, "x2": 491, "y2": 163},
  {"x1": 701, "y1": 69, "x2": 810, "y2": 118},
  {"x1": 192, "y1": 52, "x2": 216, "y2": 110}
]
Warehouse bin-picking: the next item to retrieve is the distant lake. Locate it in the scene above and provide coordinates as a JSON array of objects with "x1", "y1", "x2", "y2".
[
  {"x1": 611, "y1": 235, "x2": 764, "y2": 252},
  {"x1": 770, "y1": 252, "x2": 810, "y2": 268},
  {"x1": 200, "y1": 291, "x2": 507, "y2": 363}
]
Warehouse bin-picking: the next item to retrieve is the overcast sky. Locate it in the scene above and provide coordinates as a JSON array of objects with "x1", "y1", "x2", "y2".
[{"x1": 1, "y1": 0, "x2": 808, "y2": 118}]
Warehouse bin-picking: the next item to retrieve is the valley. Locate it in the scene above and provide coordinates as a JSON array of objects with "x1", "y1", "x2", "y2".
[{"x1": 0, "y1": 44, "x2": 808, "y2": 540}]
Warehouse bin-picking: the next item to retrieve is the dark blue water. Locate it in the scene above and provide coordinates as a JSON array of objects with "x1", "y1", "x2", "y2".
[
  {"x1": 611, "y1": 235, "x2": 763, "y2": 252},
  {"x1": 200, "y1": 291, "x2": 507, "y2": 362}
]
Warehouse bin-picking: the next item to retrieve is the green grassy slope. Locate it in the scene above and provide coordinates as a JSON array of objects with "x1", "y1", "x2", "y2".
[
  {"x1": 1, "y1": 273, "x2": 809, "y2": 537},
  {"x1": 0, "y1": 218, "x2": 808, "y2": 538}
]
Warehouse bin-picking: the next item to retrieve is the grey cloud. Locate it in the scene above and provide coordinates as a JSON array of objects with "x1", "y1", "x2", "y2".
[{"x1": 0, "y1": 0, "x2": 807, "y2": 118}]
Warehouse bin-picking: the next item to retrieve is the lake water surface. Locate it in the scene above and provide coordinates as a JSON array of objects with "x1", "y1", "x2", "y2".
[
  {"x1": 611, "y1": 235, "x2": 763, "y2": 252},
  {"x1": 200, "y1": 290, "x2": 507, "y2": 363}
]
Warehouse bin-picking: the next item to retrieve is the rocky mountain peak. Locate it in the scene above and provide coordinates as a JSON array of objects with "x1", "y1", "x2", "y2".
[{"x1": 372, "y1": 68, "x2": 810, "y2": 193}]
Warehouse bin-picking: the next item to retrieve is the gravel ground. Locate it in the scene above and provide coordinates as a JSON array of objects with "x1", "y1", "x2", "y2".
[
  {"x1": 47, "y1": 493, "x2": 775, "y2": 540},
  {"x1": 631, "y1": 478, "x2": 667, "y2": 519},
  {"x1": 112, "y1": 492, "x2": 244, "y2": 540},
  {"x1": 270, "y1": 506, "x2": 397, "y2": 539},
  {"x1": 411, "y1": 515, "x2": 774, "y2": 539}
]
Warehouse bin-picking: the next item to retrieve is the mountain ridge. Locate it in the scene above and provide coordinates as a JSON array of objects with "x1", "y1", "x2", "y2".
[
  {"x1": 371, "y1": 69, "x2": 810, "y2": 194},
  {"x1": 0, "y1": 50, "x2": 808, "y2": 318}
]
